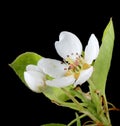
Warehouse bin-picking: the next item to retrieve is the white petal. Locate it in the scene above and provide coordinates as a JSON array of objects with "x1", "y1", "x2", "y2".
[
  {"x1": 24, "y1": 71, "x2": 45, "y2": 93},
  {"x1": 26, "y1": 64, "x2": 42, "y2": 72},
  {"x1": 55, "y1": 31, "x2": 82, "y2": 60},
  {"x1": 46, "y1": 75, "x2": 75, "y2": 87},
  {"x1": 84, "y1": 34, "x2": 99, "y2": 64},
  {"x1": 38, "y1": 58, "x2": 68, "y2": 78},
  {"x1": 74, "y1": 66, "x2": 93, "y2": 86}
]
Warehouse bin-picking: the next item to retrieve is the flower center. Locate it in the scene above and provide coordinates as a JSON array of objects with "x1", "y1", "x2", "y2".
[{"x1": 64, "y1": 54, "x2": 90, "y2": 79}]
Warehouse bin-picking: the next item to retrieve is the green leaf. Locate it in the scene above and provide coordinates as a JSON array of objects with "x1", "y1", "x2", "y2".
[
  {"x1": 9, "y1": 52, "x2": 42, "y2": 85},
  {"x1": 89, "y1": 18, "x2": 115, "y2": 94},
  {"x1": 41, "y1": 123, "x2": 66, "y2": 126}
]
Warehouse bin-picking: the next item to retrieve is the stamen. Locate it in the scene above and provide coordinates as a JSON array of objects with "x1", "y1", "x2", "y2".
[
  {"x1": 74, "y1": 60, "x2": 79, "y2": 66},
  {"x1": 64, "y1": 68, "x2": 67, "y2": 70},
  {"x1": 74, "y1": 73, "x2": 80, "y2": 79},
  {"x1": 65, "y1": 69, "x2": 73, "y2": 76},
  {"x1": 83, "y1": 63, "x2": 90, "y2": 69},
  {"x1": 69, "y1": 64, "x2": 74, "y2": 69},
  {"x1": 64, "y1": 53, "x2": 91, "y2": 80}
]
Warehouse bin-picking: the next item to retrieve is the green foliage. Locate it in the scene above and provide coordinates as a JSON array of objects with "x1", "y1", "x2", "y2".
[
  {"x1": 10, "y1": 18, "x2": 115, "y2": 126},
  {"x1": 89, "y1": 18, "x2": 114, "y2": 94},
  {"x1": 9, "y1": 52, "x2": 41, "y2": 85}
]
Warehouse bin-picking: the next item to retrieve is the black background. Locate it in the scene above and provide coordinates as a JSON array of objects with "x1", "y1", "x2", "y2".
[{"x1": 2, "y1": 2, "x2": 120, "y2": 126}]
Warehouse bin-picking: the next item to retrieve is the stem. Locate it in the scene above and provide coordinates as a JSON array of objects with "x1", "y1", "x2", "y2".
[
  {"x1": 88, "y1": 79, "x2": 111, "y2": 125},
  {"x1": 61, "y1": 88, "x2": 102, "y2": 123},
  {"x1": 103, "y1": 95, "x2": 111, "y2": 124},
  {"x1": 61, "y1": 88, "x2": 83, "y2": 110},
  {"x1": 67, "y1": 114, "x2": 86, "y2": 126}
]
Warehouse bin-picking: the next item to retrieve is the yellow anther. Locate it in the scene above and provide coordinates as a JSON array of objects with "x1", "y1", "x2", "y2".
[
  {"x1": 74, "y1": 72, "x2": 80, "y2": 79},
  {"x1": 65, "y1": 71, "x2": 72, "y2": 76},
  {"x1": 83, "y1": 63, "x2": 90, "y2": 69}
]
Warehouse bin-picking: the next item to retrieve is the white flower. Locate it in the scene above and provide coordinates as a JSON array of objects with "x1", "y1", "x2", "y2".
[
  {"x1": 24, "y1": 65, "x2": 46, "y2": 93},
  {"x1": 53, "y1": 31, "x2": 99, "y2": 87},
  {"x1": 24, "y1": 31, "x2": 99, "y2": 91}
]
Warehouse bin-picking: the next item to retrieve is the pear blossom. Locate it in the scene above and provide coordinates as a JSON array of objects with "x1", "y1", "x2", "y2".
[
  {"x1": 24, "y1": 31, "x2": 99, "y2": 91},
  {"x1": 47, "y1": 31, "x2": 99, "y2": 87}
]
